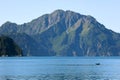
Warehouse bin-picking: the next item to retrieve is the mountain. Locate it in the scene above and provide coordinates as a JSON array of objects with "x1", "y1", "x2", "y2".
[
  {"x1": 0, "y1": 9, "x2": 120, "y2": 56},
  {"x1": 0, "y1": 36, "x2": 22, "y2": 56}
]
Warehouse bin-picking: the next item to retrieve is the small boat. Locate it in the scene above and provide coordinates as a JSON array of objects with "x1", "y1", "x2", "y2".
[{"x1": 96, "y1": 63, "x2": 100, "y2": 65}]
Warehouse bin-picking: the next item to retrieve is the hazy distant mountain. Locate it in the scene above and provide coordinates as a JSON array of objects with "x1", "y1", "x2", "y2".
[
  {"x1": 0, "y1": 36, "x2": 22, "y2": 56},
  {"x1": 0, "y1": 9, "x2": 120, "y2": 56}
]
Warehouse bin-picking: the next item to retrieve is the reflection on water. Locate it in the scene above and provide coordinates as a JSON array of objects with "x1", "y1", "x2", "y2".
[{"x1": 0, "y1": 57, "x2": 120, "y2": 80}]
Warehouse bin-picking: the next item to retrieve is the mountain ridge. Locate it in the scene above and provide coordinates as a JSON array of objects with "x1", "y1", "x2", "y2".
[{"x1": 0, "y1": 9, "x2": 120, "y2": 56}]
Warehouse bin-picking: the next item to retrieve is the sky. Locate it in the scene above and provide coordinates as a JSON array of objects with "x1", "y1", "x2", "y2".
[{"x1": 0, "y1": 0, "x2": 120, "y2": 33}]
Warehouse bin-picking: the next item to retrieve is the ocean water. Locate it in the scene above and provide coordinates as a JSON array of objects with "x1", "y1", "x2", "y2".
[{"x1": 0, "y1": 57, "x2": 120, "y2": 80}]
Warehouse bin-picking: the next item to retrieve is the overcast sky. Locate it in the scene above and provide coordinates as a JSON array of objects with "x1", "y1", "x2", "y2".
[{"x1": 0, "y1": 0, "x2": 120, "y2": 33}]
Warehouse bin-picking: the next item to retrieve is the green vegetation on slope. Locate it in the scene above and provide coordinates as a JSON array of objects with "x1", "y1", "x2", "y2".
[{"x1": 0, "y1": 36, "x2": 22, "y2": 56}]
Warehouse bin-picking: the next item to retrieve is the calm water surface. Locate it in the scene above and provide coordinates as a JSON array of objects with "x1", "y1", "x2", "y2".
[{"x1": 0, "y1": 57, "x2": 120, "y2": 80}]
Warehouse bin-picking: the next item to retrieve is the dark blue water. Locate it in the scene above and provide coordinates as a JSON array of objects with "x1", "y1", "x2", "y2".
[{"x1": 0, "y1": 57, "x2": 120, "y2": 80}]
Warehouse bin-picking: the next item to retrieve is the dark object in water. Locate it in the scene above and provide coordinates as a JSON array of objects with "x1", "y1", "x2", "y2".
[{"x1": 96, "y1": 63, "x2": 100, "y2": 65}]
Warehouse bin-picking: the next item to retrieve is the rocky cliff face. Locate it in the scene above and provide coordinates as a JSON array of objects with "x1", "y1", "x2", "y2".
[
  {"x1": 0, "y1": 9, "x2": 120, "y2": 56},
  {"x1": 0, "y1": 36, "x2": 22, "y2": 56}
]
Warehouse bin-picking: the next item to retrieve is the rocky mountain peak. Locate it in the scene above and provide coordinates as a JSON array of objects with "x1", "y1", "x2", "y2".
[{"x1": 0, "y1": 10, "x2": 120, "y2": 56}]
